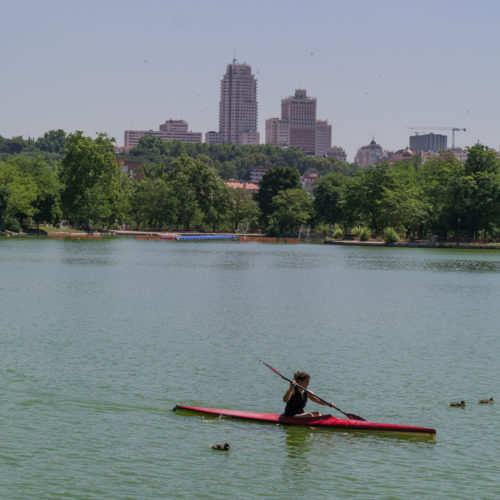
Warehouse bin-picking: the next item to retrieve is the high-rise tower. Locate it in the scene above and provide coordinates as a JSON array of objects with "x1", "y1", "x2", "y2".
[
  {"x1": 266, "y1": 89, "x2": 331, "y2": 155},
  {"x1": 281, "y1": 89, "x2": 317, "y2": 155},
  {"x1": 218, "y1": 60, "x2": 259, "y2": 145}
]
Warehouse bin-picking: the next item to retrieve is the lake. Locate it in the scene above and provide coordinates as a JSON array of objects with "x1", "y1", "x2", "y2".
[{"x1": 1, "y1": 237, "x2": 499, "y2": 499}]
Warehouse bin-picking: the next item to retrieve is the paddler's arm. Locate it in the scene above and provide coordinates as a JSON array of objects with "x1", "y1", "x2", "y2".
[
  {"x1": 307, "y1": 391, "x2": 334, "y2": 408},
  {"x1": 283, "y1": 381, "x2": 296, "y2": 402}
]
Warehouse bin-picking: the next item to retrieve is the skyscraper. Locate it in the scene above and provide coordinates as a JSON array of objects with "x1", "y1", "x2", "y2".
[
  {"x1": 281, "y1": 89, "x2": 317, "y2": 155},
  {"x1": 217, "y1": 60, "x2": 259, "y2": 145},
  {"x1": 265, "y1": 89, "x2": 332, "y2": 155},
  {"x1": 315, "y1": 120, "x2": 332, "y2": 156}
]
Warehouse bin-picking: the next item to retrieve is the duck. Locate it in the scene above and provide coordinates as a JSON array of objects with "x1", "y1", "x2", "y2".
[
  {"x1": 448, "y1": 401, "x2": 465, "y2": 407},
  {"x1": 478, "y1": 397, "x2": 494, "y2": 404},
  {"x1": 211, "y1": 442, "x2": 230, "y2": 450}
]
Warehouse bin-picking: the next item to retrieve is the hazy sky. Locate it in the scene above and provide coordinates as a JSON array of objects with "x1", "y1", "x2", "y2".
[{"x1": 2, "y1": 0, "x2": 499, "y2": 160}]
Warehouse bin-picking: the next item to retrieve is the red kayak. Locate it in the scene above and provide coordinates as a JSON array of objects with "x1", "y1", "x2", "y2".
[{"x1": 174, "y1": 405, "x2": 436, "y2": 438}]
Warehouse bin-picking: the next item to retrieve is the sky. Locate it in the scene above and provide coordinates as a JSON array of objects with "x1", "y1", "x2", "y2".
[{"x1": 1, "y1": 0, "x2": 500, "y2": 161}]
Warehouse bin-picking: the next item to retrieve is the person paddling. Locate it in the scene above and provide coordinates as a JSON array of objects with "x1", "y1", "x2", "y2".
[{"x1": 282, "y1": 371, "x2": 335, "y2": 417}]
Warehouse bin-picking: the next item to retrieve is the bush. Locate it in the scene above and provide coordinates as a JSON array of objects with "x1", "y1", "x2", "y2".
[
  {"x1": 358, "y1": 227, "x2": 371, "y2": 241},
  {"x1": 3, "y1": 217, "x2": 21, "y2": 232},
  {"x1": 314, "y1": 223, "x2": 331, "y2": 236},
  {"x1": 332, "y1": 228, "x2": 343, "y2": 239},
  {"x1": 384, "y1": 227, "x2": 399, "y2": 244}
]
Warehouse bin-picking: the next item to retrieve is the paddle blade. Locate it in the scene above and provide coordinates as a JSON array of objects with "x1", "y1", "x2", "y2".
[{"x1": 347, "y1": 413, "x2": 366, "y2": 421}]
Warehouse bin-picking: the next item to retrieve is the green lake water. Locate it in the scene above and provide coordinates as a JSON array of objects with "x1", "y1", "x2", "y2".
[{"x1": 0, "y1": 238, "x2": 499, "y2": 499}]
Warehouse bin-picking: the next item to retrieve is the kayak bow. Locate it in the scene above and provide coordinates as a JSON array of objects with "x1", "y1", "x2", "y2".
[{"x1": 173, "y1": 405, "x2": 436, "y2": 438}]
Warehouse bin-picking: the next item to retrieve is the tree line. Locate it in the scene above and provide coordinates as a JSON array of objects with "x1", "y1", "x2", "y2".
[
  {"x1": 1, "y1": 130, "x2": 499, "y2": 240},
  {"x1": 121, "y1": 135, "x2": 354, "y2": 179}
]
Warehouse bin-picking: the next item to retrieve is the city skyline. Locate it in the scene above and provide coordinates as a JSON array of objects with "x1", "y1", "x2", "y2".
[{"x1": 2, "y1": 0, "x2": 500, "y2": 161}]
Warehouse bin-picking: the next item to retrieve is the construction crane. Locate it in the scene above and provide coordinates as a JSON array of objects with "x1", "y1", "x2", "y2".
[{"x1": 406, "y1": 127, "x2": 466, "y2": 149}]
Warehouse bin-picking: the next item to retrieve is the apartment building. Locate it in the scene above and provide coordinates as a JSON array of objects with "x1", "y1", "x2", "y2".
[{"x1": 124, "y1": 120, "x2": 202, "y2": 147}]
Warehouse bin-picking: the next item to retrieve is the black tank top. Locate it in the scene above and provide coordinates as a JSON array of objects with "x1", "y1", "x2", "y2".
[{"x1": 283, "y1": 387, "x2": 308, "y2": 416}]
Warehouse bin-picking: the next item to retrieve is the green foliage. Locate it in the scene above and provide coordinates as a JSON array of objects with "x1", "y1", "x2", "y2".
[
  {"x1": 257, "y1": 166, "x2": 301, "y2": 220},
  {"x1": 313, "y1": 223, "x2": 332, "y2": 236},
  {"x1": 131, "y1": 177, "x2": 175, "y2": 230},
  {"x1": 379, "y1": 161, "x2": 430, "y2": 238},
  {"x1": 0, "y1": 159, "x2": 38, "y2": 230},
  {"x1": 332, "y1": 227, "x2": 344, "y2": 239},
  {"x1": 271, "y1": 188, "x2": 312, "y2": 234},
  {"x1": 11, "y1": 156, "x2": 62, "y2": 226},
  {"x1": 60, "y1": 132, "x2": 125, "y2": 231},
  {"x1": 123, "y1": 140, "x2": 349, "y2": 181},
  {"x1": 453, "y1": 145, "x2": 500, "y2": 238},
  {"x1": 342, "y1": 163, "x2": 393, "y2": 233},
  {"x1": 0, "y1": 132, "x2": 67, "y2": 161},
  {"x1": 384, "y1": 227, "x2": 400, "y2": 244},
  {"x1": 36, "y1": 130, "x2": 67, "y2": 154},
  {"x1": 1, "y1": 130, "x2": 499, "y2": 240},
  {"x1": 227, "y1": 188, "x2": 261, "y2": 232},
  {"x1": 162, "y1": 155, "x2": 231, "y2": 231},
  {"x1": 358, "y1": 227, "x2": 371, "y2": 241},
  {"x1": 312, "y1": 172, "x2": 345, "y2": 226}
]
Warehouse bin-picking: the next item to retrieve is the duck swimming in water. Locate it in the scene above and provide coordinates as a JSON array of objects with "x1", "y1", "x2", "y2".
[
  {"x1": 478, "y1": 397, "x2": 494, "y2": 404},
  {"x1": 448, "y1": 401, "x2": 465, "y2": 407},
  {"x1": 211, "y1": 442, "x2": 230, "y2": 450}
]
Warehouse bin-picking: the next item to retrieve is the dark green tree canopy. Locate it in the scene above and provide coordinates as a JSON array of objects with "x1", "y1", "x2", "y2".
[
  {"x1": 36, "y1": 129, "x2": 67, "y2": 154},
  {"x1": 257, "y1": 166, "x2": 301, "y2": 219},
  {"x1": 312, "y1": 172, "x2": 345, "y2": 225}
]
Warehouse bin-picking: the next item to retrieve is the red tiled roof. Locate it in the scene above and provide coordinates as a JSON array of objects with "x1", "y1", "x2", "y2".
[{"x1": 225, "y1": 180, "x2": 259, "y2": 191}]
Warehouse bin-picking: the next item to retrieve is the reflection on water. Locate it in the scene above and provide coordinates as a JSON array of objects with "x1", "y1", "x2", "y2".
[
  {"x1": 281, "y1": 426, "x2": 314, "y2": 496},
  {"x1": 282, "y1": 425, "x2": 314, "y2": 458},
  {"x1": 344, "y1": 249, "x2": 500, "y2": 273}
]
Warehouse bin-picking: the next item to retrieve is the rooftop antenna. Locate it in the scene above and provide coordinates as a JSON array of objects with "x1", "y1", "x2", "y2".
[{"x1": 233, "y1": 50, "x2": 237, "y2": 64}]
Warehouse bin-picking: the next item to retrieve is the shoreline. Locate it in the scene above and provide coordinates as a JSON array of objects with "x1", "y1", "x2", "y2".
[
  {"x1": 2, "y1": 229, "x2": 499, "y2": 250},
  {"x1": 325, "y1": 239, "x2": 500, "y2": 250}
]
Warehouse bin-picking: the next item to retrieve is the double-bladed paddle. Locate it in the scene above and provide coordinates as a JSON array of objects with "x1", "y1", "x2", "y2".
[{"x1": 261, "y1": 360, "x2": 366, "y2": 421}]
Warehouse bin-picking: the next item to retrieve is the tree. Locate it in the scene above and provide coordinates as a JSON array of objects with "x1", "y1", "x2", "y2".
[
  {"x1": 134, "y1": 135, "x2": 169, "y2": 156},
  {"x1": 379, "y1": 161, "x2": 430, "y2": 238},
  {"x1": 36, "y1": 129, "x2": 67, "y2": 154},
  {"x1": 257, "y1": 166, "x2": 301, "y2": 219},
  {"x1": 167, "y1": 155, "x2": 229, "y2": 230},
  {"x1": 419, "y1": 152, "x2": 461, "y2": 237},
  {"x1": 271, "y1": 188, "x2": 312, "y2": 234},
  {"x1": 0, "y1": 185, "x2": 8, "y2": 229},
  {"x1": 60, "y1": 131, "x2": 126, "y2": 230},
  {"x1": 131, "y1": 177, "x2": 176, "y2": 229},
  {"x1": 452, "y1": 145, "x2": 500, "y2": 238},
  {"x1": 342, "y1": 163, "x2": 393, "y2": 234},
  {"x1": 12, "y1": 156, "x2": 62, "y2": 227},
  {"x1": 203, "y1": 178, "x2": 231, "y2": 232},
  {"x1": 227, "y1": 188, "x2": 261, "y2": 232},
  {"x1": 312, "y1": 172, "x2": 345, "y2": 226},
  {"x1": 0, "y1": 160, "x2": 37, "y2": 230},
  {"x1": 419, "y1": 147, "x2": 500, "y2": 239}
]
